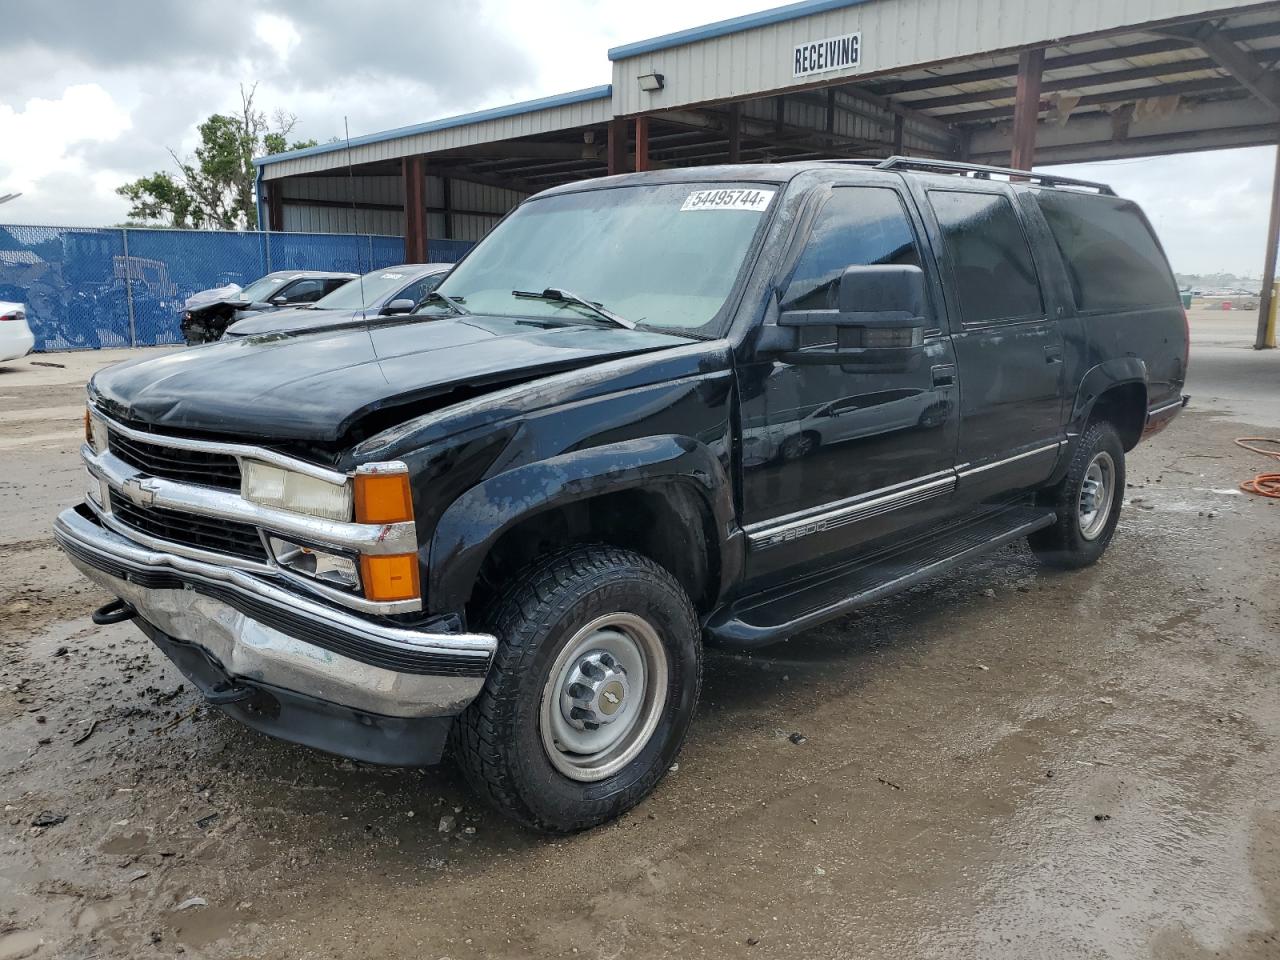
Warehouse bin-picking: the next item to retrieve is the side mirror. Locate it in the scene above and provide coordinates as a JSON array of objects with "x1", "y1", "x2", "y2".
[
  {"x1": 270, "y1": 295, "x2": 289, "y2": 306},
  {"x1": 382, "y1": 298, "x2": 416, "y2": 315},
  {"x1": 762, "y1": 264, "x2": 928, "y2": 367}
]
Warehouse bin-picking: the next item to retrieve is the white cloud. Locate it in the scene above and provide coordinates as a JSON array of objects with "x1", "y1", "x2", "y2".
[
  {"x1": 0, "y1": 83, "x2": 131, "y2": 194},
  {"x1": 253, "y1": 12, "x2": 301, "y2": 61}
]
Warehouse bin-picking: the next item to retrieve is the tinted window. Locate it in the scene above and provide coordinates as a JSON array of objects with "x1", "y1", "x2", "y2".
[
  {"x1": 282, "y1": 279, "x2": 327, "y2": 303},
  {"x1": 929, "y1": 191, "x2": 1043, "y2": 324},
  {"x1": 1035, "y1": 191, "x2": 1178, "y2": 311},
  {"x1": 782, "y1": 187, "x2": 922, "y2": 312}
]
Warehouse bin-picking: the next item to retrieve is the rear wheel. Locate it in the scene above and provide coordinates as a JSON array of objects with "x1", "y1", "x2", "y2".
[
  {"x1": 1029, "y1": 420, "x2": 1125, "y2": 568},
  {"x1": 452, "y1": 545, "x2": 701, "y2": 833}
]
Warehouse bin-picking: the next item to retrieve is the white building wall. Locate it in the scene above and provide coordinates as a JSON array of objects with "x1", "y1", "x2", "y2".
[
  {"x1": 610, "y1": 0, "x2": 1262, "y2": 115},
  {"x1": 279, "y1": 174, "x2": 526, "y2": 240}
]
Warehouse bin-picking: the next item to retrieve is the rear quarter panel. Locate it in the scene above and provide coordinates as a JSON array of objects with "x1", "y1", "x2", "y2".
[
  {"x1": 1019, "y1": 188, "x2": 1187, "y2": 415},
  {"x1": 1080, "y1": 305, "x2": 1186, "y2": 411}
]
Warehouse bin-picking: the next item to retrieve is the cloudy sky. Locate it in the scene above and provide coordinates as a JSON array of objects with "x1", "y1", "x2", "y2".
[{"x1": 0, "y1": 0, "x2": 1272, "y2": 276}]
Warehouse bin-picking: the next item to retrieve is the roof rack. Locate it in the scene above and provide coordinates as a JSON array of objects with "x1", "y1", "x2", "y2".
[{"x1": 871, "y1": 156, "x2": 1116, "y2": 195}]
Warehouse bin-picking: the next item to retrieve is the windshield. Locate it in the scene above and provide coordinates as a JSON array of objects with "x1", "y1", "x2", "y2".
[
  {"x1": 237, "y1": 275, "x2": 287, "y2": 303},
  {"x1": 423, "y1": 183, "x2": 778, "y2": 332},
  {"x1": 312, "y1": 269, "x2": 412, "y2": 310}
]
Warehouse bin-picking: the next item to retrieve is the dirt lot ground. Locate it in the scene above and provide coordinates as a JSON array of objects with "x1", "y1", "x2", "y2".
[{"x1": 1, "y1": 309, "x2": 1278, "y2": 959}]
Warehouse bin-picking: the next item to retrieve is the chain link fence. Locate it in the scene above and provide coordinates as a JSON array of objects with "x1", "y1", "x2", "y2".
[{"x1": 0, "y1": 225, "x2": 474, "y2": 351}]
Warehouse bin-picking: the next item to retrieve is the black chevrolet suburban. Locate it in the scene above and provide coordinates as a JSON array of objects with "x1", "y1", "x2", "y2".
[{"x1": 58, "y1": 158, "x2": 1188, "y2": 833}]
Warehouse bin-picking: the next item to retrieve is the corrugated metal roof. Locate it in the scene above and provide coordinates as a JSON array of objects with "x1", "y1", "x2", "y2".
[
  {"x1": 255, "y1": 85, "x2": 612, "y2": 169},
  {"x1": 609, "y1": 0, "x2": 1265, "y2": 117},
  {"x1": 252, "y1": 0, "x2": 1280, "y2": 183}
]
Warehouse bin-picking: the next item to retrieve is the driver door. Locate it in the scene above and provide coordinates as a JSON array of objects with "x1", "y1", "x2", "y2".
[{"x1": 738, "y1": 180, "x2": 959, "y2": 584}]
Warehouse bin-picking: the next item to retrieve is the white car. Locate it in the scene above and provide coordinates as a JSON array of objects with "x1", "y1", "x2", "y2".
[{"x1": 0, "y1": 302, "x2": 35, "y2": 363}]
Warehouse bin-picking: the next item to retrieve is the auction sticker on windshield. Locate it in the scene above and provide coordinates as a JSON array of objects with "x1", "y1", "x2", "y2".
[{"x1": 681, "y1": 189, "x2": 775, "y2": 212}]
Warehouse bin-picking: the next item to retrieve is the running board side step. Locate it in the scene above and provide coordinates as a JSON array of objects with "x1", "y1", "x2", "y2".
[{"x1": 705, "y1": 506, "x2": 1057, "y2": 649}]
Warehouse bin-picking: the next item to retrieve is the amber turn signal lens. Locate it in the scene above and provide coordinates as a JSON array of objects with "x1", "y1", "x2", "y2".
[
  {"x1": 354, "y1": 472, "x2": 413, "y2": 524},
  {"x1": 360, "y1": 553, "x2": 420, "y2": 603},
  {"x1": 84, "y1": 408, "x2": 92, "y2": 444}
]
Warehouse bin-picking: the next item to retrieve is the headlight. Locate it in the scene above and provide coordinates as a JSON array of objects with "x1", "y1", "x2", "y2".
[{"x1": 241, "y1": 461, "x2": 353, "y2": 521}]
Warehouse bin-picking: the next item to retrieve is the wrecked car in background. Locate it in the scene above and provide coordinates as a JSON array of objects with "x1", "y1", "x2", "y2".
[
  {"x1": 222, "y1": 263, "x2": 451, "y2": 340},
  {"x1": 180, "y1": 270, "x2": 357, "y2": 344}
]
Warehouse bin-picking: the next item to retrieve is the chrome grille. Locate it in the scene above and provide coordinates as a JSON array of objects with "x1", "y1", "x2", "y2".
[
  {"x1": 109, "y1": 498, "x2": 267, "y2": 562},
  {"x1": 108, "y1": 431, "x2": 242, "y2": 491}
]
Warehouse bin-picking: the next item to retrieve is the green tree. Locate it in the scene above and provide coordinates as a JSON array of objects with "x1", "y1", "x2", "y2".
[{"x1": 116, "y1": 83, "x2": 317, "y2": 230}]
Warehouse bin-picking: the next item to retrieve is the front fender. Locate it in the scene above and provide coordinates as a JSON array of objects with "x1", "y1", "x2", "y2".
[
  {"x1": 427, "y1": 435, "x2": 737, "y2": 615},
  {"x1": 1069, "y1": 357, "x2": 1148, "y2": 432}
]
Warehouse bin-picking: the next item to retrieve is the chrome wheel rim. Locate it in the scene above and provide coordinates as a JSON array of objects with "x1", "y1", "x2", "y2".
[
  {"x1": 1078, "y1": 450, "x2": 1116, "y2": 541},
  {"x1": 539, "y1": 612, "x2": 669, "y2": 783}
]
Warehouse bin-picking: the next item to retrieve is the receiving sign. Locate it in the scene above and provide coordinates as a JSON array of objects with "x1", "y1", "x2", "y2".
[{"x1": 793, "y1": 31, "x2": 861, "y2": 78}]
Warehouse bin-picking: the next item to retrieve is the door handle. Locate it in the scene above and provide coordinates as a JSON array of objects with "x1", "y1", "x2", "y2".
[
  {"x1": 1044, "y1": 345, "x2": 1064, "y2": 364},
  {"x1": 931, "y1": 364, "x2": 956, "y2": 387}
]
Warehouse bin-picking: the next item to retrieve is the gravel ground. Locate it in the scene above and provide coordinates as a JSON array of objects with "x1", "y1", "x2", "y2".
[{"x1": 0, "y1": 315, "x2": 1277, "y2": 960}]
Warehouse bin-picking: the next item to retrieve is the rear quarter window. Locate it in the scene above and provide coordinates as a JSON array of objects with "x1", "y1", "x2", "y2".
[{"x1": 1034, "y1": 191, "x2": 1179, "y2": 312}]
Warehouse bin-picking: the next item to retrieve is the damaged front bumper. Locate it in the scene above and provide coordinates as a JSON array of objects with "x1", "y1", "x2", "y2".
[{"x1": 54, "y1": 506, "x2": 496, "y2": 765}]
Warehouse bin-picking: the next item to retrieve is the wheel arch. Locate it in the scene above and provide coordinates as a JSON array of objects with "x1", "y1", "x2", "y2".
[
  {"x1": 427, "y1": 436, "x2": 740, "y2": 622},
  {"x1": 1070, "y1": 359, "x2": 1148, "y2": 451}
]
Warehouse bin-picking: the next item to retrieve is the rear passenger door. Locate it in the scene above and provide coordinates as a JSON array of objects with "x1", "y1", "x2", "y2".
[{"x1": 916, "y1": 184, "x2": 1066, "y2": 498}]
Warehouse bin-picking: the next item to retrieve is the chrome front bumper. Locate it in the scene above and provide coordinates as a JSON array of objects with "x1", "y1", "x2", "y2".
[
  {"x1": 81, "y1": 431, "x2": 418, "y2": 615},
  {"x1": 55, "y1": 506, "x2": 496, "y2": 719}
]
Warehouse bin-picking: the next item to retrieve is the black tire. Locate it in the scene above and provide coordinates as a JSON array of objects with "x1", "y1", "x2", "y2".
[
  {"x1": 1029, "y1": 420, "x2": 1125, "y2": 569},
  {"x1": 452, "y1": 545, "x2": 701, "y2": 833}
]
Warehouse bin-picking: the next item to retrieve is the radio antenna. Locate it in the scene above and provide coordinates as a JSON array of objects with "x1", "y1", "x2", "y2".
[{"x1": 343, "y1": 116, "x2": 367, "y2": 311}]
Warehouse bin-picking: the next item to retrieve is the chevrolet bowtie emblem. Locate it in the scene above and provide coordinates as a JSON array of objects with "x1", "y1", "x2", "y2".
[{"x1": 121, "y1": 476, "x2": 160, "y2": 507}]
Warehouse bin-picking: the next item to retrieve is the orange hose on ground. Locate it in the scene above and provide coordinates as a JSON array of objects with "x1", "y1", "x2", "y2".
[{"x1": 1236, "y1": 438, "x2": 1280, "y2": 498}]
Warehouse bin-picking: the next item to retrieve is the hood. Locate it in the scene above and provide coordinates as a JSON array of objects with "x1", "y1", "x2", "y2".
[
  {"x1": 223, "y1": 306, "x2": 367, "y2": 338},
  {"x1": 184, "y1": 283, "x2": 242, "y2": 310},
  {"x1": 90, "y1": 315, "x2": 694, "y2": 444},
  {"x1": 186, "y1": 296, "x2": 251, "y2": 319}
]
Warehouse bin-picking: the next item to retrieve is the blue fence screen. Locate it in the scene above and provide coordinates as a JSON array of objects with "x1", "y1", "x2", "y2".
[{"x1": 0, "y1": 225, "x2": 474, "y2": 351}]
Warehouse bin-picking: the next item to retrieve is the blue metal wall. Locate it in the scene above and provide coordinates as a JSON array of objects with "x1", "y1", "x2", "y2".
[{"x1": 0, "y1": 226, "x2": 474, "y2": 351}]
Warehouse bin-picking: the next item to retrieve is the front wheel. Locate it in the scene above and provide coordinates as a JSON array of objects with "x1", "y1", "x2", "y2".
[
  {"x1": 1029, "y1": 420, "x2": 1125, "y2": 569},
  {"x1": 452, "y1": 545, "x2": 701, "y2": 833}
]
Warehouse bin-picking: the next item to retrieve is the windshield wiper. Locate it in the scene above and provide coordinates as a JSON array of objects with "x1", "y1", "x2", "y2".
[
  {"x1": 512, "y1": 288, "x2": 636, "y2": 329},
  {"x1": 417, "y1": 290, "x2": 469, "y2": 315}
]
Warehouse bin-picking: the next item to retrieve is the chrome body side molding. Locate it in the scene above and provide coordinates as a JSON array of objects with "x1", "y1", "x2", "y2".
[{"x1": 746, "y1": 470, "x2": 956, "y2": 549}]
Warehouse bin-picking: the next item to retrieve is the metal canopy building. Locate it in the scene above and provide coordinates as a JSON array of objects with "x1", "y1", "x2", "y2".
[{"x1": 255, "y1": 0, "x2": 1280, "y2": 345}]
